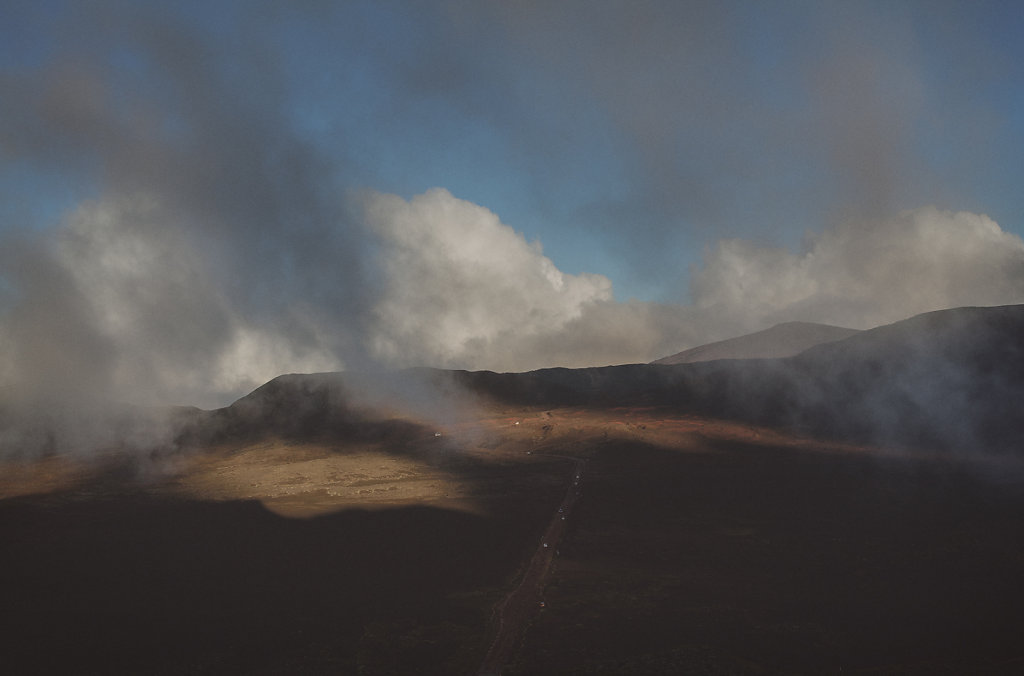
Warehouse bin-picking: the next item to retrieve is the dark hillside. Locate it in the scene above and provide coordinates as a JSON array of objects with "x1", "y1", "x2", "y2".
[{"x1": 191, "y1": 304, "x2": 1024, "y2": 455}]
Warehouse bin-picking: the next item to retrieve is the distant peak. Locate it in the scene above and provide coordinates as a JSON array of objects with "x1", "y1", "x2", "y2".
[{"x1": 652, "y1": 321, "x2": 861, "y2": 365}]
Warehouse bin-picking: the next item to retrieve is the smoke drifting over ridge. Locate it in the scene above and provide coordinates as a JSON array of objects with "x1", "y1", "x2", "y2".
[
  {"x1": 2, "y1": 1, "x2": 1024, "y2": 428},
  {"x1": 5, "y1": 188, "x2": 1023, "y2": 414}
]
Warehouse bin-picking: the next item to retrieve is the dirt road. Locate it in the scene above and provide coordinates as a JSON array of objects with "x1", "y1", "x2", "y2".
[{"x1": 478, "y1": 452, "x2": 586, "y2": 676}]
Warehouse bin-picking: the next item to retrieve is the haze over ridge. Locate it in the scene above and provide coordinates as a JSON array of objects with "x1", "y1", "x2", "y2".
[
  {"x1": 171, "y1": 304, "x2": 1014, "y2": 451},
  {"x1": 2, "y1": 2, "x2": 1023, "y2": 413},
  {"x1": 651, "y1": 321, "x2": 861, "y2": 365}
]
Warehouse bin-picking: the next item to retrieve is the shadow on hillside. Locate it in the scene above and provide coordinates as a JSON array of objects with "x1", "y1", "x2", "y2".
[
  {"x1": 0, "y1": 485, "x2": 547, "y2": 676},
  {"x1": 514, "y1": 433, "x2": 1024, "y2": 675}
]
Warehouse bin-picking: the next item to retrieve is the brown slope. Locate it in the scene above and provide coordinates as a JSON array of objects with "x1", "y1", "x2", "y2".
[
  {"x1": 661, "y1": 303, "x2": 1024, "y2": 453},
  {"x1": 652, "y1": 321, "x2": 860, "y2": 364},
  {"x1": 777, "y1": 303, "x2": 1024, "y2": 451},
  {"x1": 440, "y1": 304, "x2": 1024, "y2": 454},
  {"x1": 190, "y1": 304, "x2": 1024, "y2": 456}
]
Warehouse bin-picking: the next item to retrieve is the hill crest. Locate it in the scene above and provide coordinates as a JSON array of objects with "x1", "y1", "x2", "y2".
[{"x1": 652, "y1": 321, "x2": 860, "y2": 364}]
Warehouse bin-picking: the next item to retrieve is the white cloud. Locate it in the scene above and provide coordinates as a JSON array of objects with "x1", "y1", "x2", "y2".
[
  {"x1": 3, "y1": 187, "x2": 1023, "y2": 424},
  {"x1": 362, "y1": 188, "x2": 614, "y2": 370},
  {"x1": 691, "y1": 206, "x2": 1024, "y2": 333},
  {"x1": 0, "y1": 195, "x2": 343, "y2": 410}
]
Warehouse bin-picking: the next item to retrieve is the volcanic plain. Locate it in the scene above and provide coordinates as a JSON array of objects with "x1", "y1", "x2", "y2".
[{"x1": 4, "y1": 305, "x2": 1024, "y2": 675}]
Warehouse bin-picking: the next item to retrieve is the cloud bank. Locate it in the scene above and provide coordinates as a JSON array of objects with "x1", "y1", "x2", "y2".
[
  {"x1": 1, "y1": 1, "x2": 1023, "y2": 433},
  {"x1": 692, "y1": 207, "x2": 1024, "y2": 337},
  {"x1": 5, "y1": 183, "x2": 1023, "y2": 418},
  {"x1": 363, "y1": 188, "x2": 613, "y2": 370}
]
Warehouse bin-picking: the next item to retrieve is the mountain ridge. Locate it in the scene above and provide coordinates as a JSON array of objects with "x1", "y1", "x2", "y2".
[
  {"x1": 201, "y1": 304, "x2": 1024, "y2": 455},
  {"x1": 652, "y1": 320, "x2": 861, "y2": 364}
]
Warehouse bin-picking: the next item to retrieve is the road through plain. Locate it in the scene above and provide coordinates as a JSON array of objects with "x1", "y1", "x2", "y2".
[{"x1": 478, "y1": 451, "x2": 587, "y2": 676}]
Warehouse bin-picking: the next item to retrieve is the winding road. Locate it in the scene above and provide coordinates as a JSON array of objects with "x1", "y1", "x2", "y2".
[{"x1": 477, "y1": 452, "x2": 587, "y2": 676}]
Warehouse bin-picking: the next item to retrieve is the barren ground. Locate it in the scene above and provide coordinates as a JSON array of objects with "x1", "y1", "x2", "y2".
[{"x1": 3, "y1": 407, "x2": 1024, "y2": 674}]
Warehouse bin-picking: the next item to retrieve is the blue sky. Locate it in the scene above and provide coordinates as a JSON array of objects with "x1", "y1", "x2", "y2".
[
  {"x1": 3, "y1": 0, "x2": 1024, "y2": 406},
  {"x1": 6, "y1": 0, "x2": 1018, "y2": 297}
]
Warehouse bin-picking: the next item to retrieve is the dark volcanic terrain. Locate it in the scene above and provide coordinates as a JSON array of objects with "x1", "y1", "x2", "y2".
[{"x1": 3, "y1": 304, "x2": 1024, "y2": 674}]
